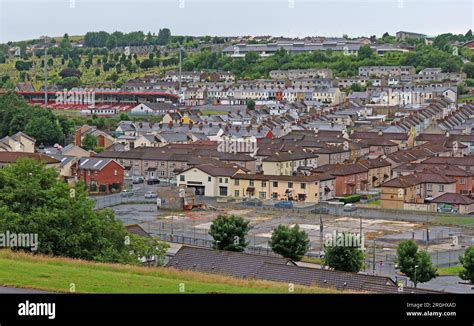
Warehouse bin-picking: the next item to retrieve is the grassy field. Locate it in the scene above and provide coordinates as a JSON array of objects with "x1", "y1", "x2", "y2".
[
  {"x1": 437, "y1": 265, "x2": 463, "y2": 276},
  {"x1": 0, "y1": 250, "x2": 342, "y2": 294},
  {"x1": 433, "y1": 215, "x2": 474, "y2": 228}
]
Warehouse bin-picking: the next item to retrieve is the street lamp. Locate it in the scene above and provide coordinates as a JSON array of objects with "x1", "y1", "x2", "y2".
[{"x1": 414, "y1": 264, "x2": 419, "y2": 288}]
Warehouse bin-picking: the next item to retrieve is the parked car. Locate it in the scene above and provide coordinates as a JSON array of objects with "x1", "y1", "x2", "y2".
[
  {"x1": 120, "y1": 189, "x2": 134, "y2": 197},
  {"x1": 132, "y1": 177, "x2": 144, "y2": 184},
  {"x1": 147, "y1": 178, "x2": 160, "y2": 185},
  {"x1": 274, "y1": 201, "x2": 294, "y2": 209},
  {"x1": 144, "y1": 191, "x2": 158, "y2": 199},
  {"x1": 343, "y1": 203, "x2": 357, "y2": 212},
  {"x1": 310, "y1": 206, "x2": 329, "y2": 214},
  {"x1": 243, "y1": 198, "x2": 263, "y2": 207}
]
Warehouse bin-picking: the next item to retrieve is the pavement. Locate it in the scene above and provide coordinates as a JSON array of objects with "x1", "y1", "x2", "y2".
[{"x1": 0, "y1": 286, "x2": 50, "y2": 294}]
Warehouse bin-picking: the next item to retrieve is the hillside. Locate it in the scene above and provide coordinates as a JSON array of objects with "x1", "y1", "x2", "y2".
[{"x1": 0, "y1": 250, "x2": 342, "y2": 294}]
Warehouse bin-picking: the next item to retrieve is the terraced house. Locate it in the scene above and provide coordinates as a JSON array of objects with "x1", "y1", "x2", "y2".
[{"x1": 230, "y1": 173, "x2": 335, "y2": 203}]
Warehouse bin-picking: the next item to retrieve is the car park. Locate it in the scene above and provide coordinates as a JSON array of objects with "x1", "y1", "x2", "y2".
[
  {"x1": 144, "y1": 191, "x2": 158, "y2": 199},
  {"x1": 120, "y1": 189, "x2": 134, "y2": 197},
  {"x1": 343, "y1": 203, "x2": 357, "y2": 212},
  {"x1": 243, "y1": 198, "x2": 263, "y2": 206},
  {"x1": 274, "y1": 201, "x2": 294, "y2": 209},
  {"x1": 310, "y1": 206, "x2": 329, "y2": 214},
  {"x1": 146, "y1": 178, "x2": 160, "y2": 185}
]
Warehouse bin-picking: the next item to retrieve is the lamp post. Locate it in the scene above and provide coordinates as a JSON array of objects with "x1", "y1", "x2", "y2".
[{"x1": 414, "y1": 264, "x2": 419, "y2": 288}]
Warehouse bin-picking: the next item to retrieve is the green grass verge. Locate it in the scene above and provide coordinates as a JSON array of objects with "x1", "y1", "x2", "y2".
[
  {"x1": 301, "y1": 256, "x2": 323, "y2": 265},
  {"x1": 437, "y1": 265, "x2": 463, "y2": 276},
  {"x1": 0, "y1": 250, "x2": 342, "y2": 294},
  {"x1": 433, "y1": 215, "x2": 474, "y2": 228}
]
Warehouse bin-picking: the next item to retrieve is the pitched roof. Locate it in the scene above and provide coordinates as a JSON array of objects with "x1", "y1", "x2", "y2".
[
  {"x1": 78, "y1": 157, "x2": 119, "y2": 171},
  {"x1": 0, "y1": 152, "x2": 59, "y2": 164},
  {"x1": 431, "y1": 193, "x2": 474, "y2": 205},
  {"x1": 167, "y1": 246, "x2": 439, "y2": 294}
]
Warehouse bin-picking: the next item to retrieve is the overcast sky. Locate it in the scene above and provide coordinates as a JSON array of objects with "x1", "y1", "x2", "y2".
[{"x1": 1, "y1": 0, "x2": 473, "y2": 43}]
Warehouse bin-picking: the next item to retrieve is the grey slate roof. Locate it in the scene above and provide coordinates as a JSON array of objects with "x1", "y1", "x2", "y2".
[
  {"x1": 78, "y1": 157, "x2": 116, "y2": 171},
  {"x1": 166, "y1": 246, "x2": 442, "y2": 294}
]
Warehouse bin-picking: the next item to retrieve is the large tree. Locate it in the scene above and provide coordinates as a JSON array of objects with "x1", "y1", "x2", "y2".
[
  {"x1": 323, "y1": 233, "x2": 364, "y2": 272},
  {"x1": 0, "y1": 158, "x2": 167, "y2": 264},
  {"x1": 459, "y1": 246, "x2": 474, "y2": 284},
  {"x1": 209, "y1": 215, "x2": 251, "y2": 252},
  {"x1": 395, "y1": 240, "x2": 437, "y2": 287},
  {"x1": 269, "y1": 224, "x2": 310, "y2": 261}
]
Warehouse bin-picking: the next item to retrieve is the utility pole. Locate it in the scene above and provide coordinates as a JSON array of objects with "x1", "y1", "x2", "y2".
[
  {"x1": 372, "y1": 239, "x2": 376, "y2": 275},
  {"x1": 43, "y1": 36, "x2": 48, "y2": 107},
  {"x1": 178, "y1": 46, "x2": 182, "y2": 91},
  {"x1": 319, "y1": 211, "x2": 323, "y2": 252}
]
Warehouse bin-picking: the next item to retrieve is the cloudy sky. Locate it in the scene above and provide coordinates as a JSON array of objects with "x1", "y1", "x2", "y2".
[{"x1": 0, "y1": 0, "x2": 473, "y2": 43}]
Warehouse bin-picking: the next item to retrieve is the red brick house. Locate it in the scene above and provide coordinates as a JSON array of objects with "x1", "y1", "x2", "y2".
[
  {"x1": 77, "y1": 157, "x2": 124, "y2": 194},
  {"x1": 313, "y1": 163, "x2": 369, "y2": 196}
]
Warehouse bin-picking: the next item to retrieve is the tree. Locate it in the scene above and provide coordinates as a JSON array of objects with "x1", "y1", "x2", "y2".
[
  {"x1": 246, "y1": 100, "x2": 256, "y2": 110},
  {"x1": 208, "y1": 215, "x2": 251, "y2": 252},
  {"x1": 395, "y1": 240, "x2": 437, "y2": 287},
  {"x1": 323, "y1": 233, "x2": 365, "y2": 272},
  {"x1": 358, "y1": 45, "x2": 375, "y2": 60},
  {"x1": 459, "y1": 246, "x2": 474, "y2": 284},
  {"x1": 59, "y1": 67, "x2": 82, "y2": 78},
  {"x1": 245, "y1": 51, "x2": 259, "y2": 64},
  {"x1": 269, "y1": 224, "x2": 310, "y2": 261},
  {"x1": 0, "y1": 158, "x2": 166, "y2": 264},
  {"x1": 464, "y1": 62, "x2": 474, "y2": 78},
  {"x1": 57, "y1": 76, "x2": 81, "y2": 90},
  {"x1": 82, "y1": 134, "x2": 98, "y2": 151},
  {"x1": 24, "y1": 116, "x2": 64, "y2": 146}
]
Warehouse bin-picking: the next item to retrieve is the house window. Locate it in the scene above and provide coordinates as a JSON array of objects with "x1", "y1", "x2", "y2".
[
  {"x1": 259, "y1": 192, "x2": 266, "y2": 199},
  {"x1": 288, "y1": 182, "x2": 293, "y2": 189},
  {"x1": 225, "y1": 178, "x2": 229, "y2": 184},
  {"x1": 219, "y1": 178, "x2": 223, "y2": 183},
  {"x1": 261, "y1": 181, "x2": 267, "y2": 187},
  {"x1": 219, "y1": 187, "x2": 228, "y2": 196},
  {"x1": 426, "y1": 184, "x2": 432, "y2": 191},
  {"x1": 249, "y1": 180, "x2": 255, "y2": 186},
  {"x1": 234, "y1": 179, "x2": 240, "y2": 186},
  {"x1": 273, "y1": 181, "x2": 278, "y2": 187},
  {"x1": 460, "y1": 177, "x2": 466, "y2": 185},
  {"x1": 180, "y1": 175, "x2": 185, "y2": 182},
  {"x1": 439, "y1": 185, "x2": 444, "y2": 192},
  {"x1": 234, "y1": 190, "x2": 240, "y2": 197},
  {"x1": 114, "y1": 170, "x2": 118, "y2": 176},
  {"x1": 208, "y1": 177, "x2": 212, "y2": 182},
  {"x1": 300, "y1": 183, "x2": 306, "y2": 189},
  {"x1": 272, "y1": 192, "x2": 278, "y2": 199}
]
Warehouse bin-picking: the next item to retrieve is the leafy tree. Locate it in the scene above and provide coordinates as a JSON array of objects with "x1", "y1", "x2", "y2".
[
  {"x1": 269, "y1": 224, "x2": 310, "y2": 261},
  {"x1": 464, "y1": 62, "x2": 474, "y2": 78},
  {"x1": 323, "y1": 233, "x2": 365, "y2": 272},
  {"x1": 245, "y1": 51, "x2": 259, "y2": 64},
  {"x1": 57, "y1": 76, "x2": 81, "y2": 89},
  {"x1": 15, "y1": 60, "x2": 32, "y2": 71},
  {"x1": 140, "y1": 59, "x2": 155, "y2": 69},
  {"x1": 358, "y1": 45, "x2": 375, "y2": 60},
  {"x1": 82, "y1": 133, "x2": 98, "y2": 151},
  {"x1": 459, "y1": 246, "x2": 474, "y2": 284},
  {"x1": 395, "y1": 240, "x2": 437, "y2": 287},
  {"x1": 24, "y1": 116, "x2": 65, "y2": 146},
  {"x1": 0, "y1": 158, "x2": 166, "y2": 264},
  {"x1": 59, "y1": 67, "x2": 82, "y2": 78},
  {"x1": 246, "y1": 100, "x2": 256, "y2": 110},
  {"x1": 209, "y1": 215, "x2": 251, "y2": 252}
]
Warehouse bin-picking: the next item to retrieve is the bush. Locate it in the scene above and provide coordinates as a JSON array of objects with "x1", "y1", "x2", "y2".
[{"x1": 340, "y1": 195, "x2": 361, "y2": 204}]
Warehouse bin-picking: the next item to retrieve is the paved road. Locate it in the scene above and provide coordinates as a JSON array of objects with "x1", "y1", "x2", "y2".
[{"x1": 0, "y1": 286, "x2": 50, "y2": 294}]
